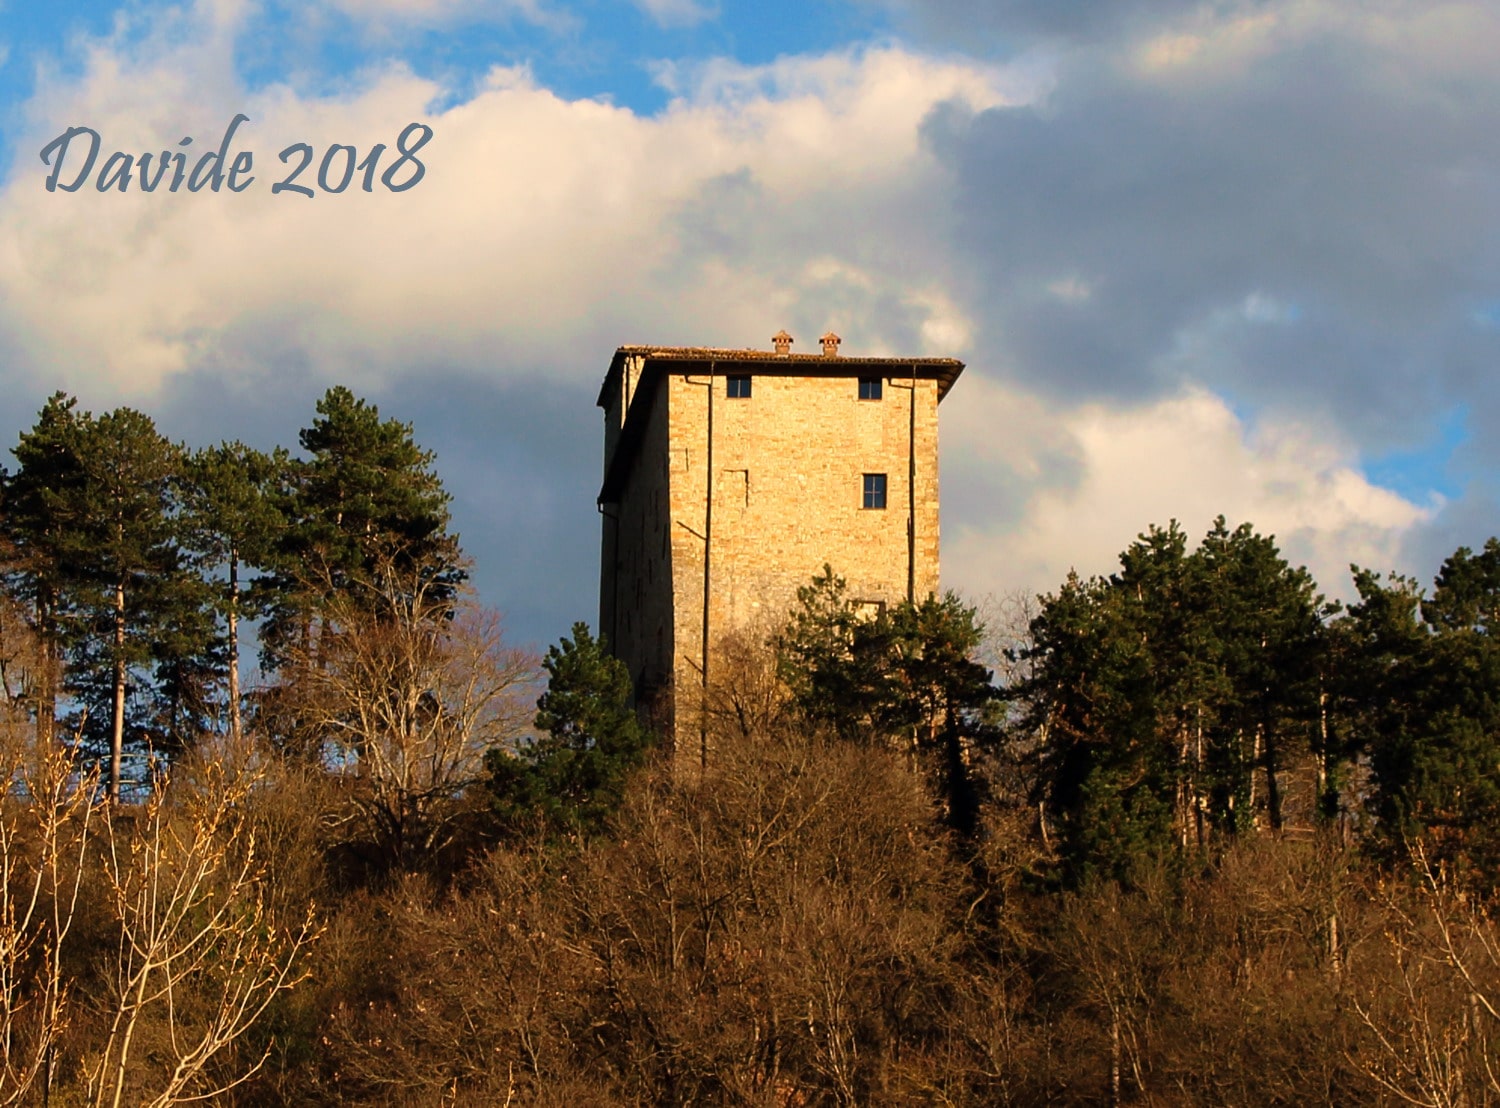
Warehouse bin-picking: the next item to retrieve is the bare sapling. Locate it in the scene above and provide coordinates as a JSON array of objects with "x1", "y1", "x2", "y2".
[{"x1": 86, "y1": 756, "x2": 320, "y2": 1108}]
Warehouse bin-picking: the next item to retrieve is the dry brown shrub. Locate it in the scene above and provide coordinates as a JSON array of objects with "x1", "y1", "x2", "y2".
[
  {"x1": 560, "y1": 727, "x2": 967, "y2": 1105},
  {"x1": 1033, "y1": 839, "x2": 1370, "y2": 1106},
  {"x1": 320, "y1": 849, "x2": 594, "y2": 1106},
  {"x1": 1346, "y1": 844, "x2": 1500, "y2": 1107},
  {"x1": 0, "y1": 717, "x2": 97, "y2": 1105}
]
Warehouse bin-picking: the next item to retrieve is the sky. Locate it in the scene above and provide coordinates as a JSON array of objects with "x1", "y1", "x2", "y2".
[{"x1": 0, "y1": 0, "x2": 1496, "y2": 650}]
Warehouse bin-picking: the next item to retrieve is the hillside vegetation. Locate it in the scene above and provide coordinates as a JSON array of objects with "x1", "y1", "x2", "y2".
[{"x1": 2, "y1": 389, "x2": 1499, "y2": 1105}]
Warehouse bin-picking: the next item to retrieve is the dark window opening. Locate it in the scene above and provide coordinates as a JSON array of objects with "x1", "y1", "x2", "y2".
[
  {"x1": 727, "y1": 375, "x2": 752, "y2": 398},
  {"x1": 862, "y1": 473, "x2": 887, "y2": 510},
  {"x1": 859, "y1": 376, "x2": 882, "y2": 400}
]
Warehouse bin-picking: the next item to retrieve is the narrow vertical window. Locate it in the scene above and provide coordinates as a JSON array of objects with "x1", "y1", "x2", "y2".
[
  {"x1": 862, "y1": 473, "x2": 887, "y2": 509},
  {"x1": 726, "y1": 375, "x2": 752, "y2": 398},
  {"x1": 858, "y1": 376, "x2": 882, "y2": 400}
]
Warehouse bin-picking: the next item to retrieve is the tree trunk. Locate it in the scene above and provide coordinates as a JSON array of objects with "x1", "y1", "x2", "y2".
[
  {"x1": 1177, "y1": 720, "x2": 1191, "y2": 849},
  {"x1": 1317, "y1": 686, "x2": 1334, "y2": 822},
  {"x1": 228, "y1": 550, "x2": 241, "y2": 745},
  {"x1": 35, "y1": 592, "x2": 56, "y2": 751},
  {"x1": 1194, "y1": 707, "x2": 1206, "y2": 847},
  {"x1": 110, "y1": 579, "x2": 125, "y2": 802},
  {"x1": 1263, "y1": 724, "x2": 1284, "y2": 833},
  {"x1": 1247, "y1": 727, "x2": 1260, "y2": 823},
  {"x1": 1109, "y1": 1005, "x2": 1122, "y2": 1108}
]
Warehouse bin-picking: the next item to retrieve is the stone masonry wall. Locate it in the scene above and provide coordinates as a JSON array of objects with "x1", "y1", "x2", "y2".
[
  {"x1": 666, "y1": 369, "x2": 942, "y2": 743},
  {"x1": 599, "y1": 369, "x2": 676, "y2": 722}
]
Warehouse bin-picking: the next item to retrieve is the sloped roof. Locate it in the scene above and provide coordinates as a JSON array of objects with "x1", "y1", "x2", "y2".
[{"x1": 597, "y1": 345, "x2": 965, "y2": 409}]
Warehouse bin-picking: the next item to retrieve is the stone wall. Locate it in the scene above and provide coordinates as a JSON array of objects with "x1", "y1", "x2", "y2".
[
  {"x1": 599, "y1": 366, "x2": 677, "y2": 721},
  {"x1": 665, "y1": 369, "x2": 942, "y2": 742}
]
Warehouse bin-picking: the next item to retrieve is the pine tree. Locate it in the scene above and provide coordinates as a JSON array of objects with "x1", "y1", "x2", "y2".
[
  {"x1": 777, "y1": 566, "x2": 901, "y2": 741},
  {"x1": 486, "y1": 623, "x2": 652, "y2": 837},
  {"x1": 180, "y1": 443, "x2": 283, "y2": 743},
  {"x1": 65, "y1": 408, "x2": 186, "y2": 798},
  {"x1": 1017, "y1": 519, "x2": 1329, "y2": 881},
  {"x1": 777, "y1": 567, "x2": 997, "y2": 838},
  {"x1": 1194, "y1": 518, "x2": 1326, "y2": 833},
  {"x1": 887, "y1": 592, "x2": 996, "y2": 839},
  {"x1": 3, "y1": 394, "x2": 90, "y2": 749},
  {"x1": 261, "y1": 387, "x2": 464, "y2": 675},
  {"x1": 1354, "y1": 542, "x2": 1500, "y2": 883},
  {"x1": 1020, "y1": 559, "x2": 1177, "y2": 880}
]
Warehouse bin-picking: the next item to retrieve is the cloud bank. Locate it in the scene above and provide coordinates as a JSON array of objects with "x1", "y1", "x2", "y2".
[{"x1": 1, "y1": 0, "x2": 1488, "y2": 641}]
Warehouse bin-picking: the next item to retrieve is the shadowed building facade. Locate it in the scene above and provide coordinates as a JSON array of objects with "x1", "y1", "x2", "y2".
[{"x1": 596, "y1": 331, "x2": 965, "y2": 757}]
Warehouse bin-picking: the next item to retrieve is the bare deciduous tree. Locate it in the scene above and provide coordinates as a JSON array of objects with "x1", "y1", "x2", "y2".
[
  {"x1": 1351, "y1": 844, "x2": 1500, "y2": 1107},
  {"x1": 86, "y1": 756, "x2": 319, "y2": 1108},
  {"x1": 703, "y1": 625, "x2": 791, "y2": 745},
  {"x1": 0, "y1": 726, "x2": 97, "y2": 1105},
  {"x1": 284, "y1": 557, "x2": 538, "y2": 872}
]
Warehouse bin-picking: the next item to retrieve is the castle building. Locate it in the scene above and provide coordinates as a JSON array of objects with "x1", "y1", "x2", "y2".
[{"x1": 596, "y1": 331, "x2": 965, "y2": 756}]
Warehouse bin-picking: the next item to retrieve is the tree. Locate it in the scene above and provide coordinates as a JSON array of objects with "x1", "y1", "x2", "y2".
[
  {"x1": 777, "y1": 567, "x2": 902, "y2": 741},
  {"x1": 65, "y1": 408, "x2": 187, "y2": 798},
  {"x1": 1351, "y1": 542, "x2": 1500, "y2": 882},
  {"x1": 1350, "y1": 842, "x2": 1500, "y2": 1107},
  {"x1": 5, "y1": 400, "x2": 192, "y2": 797},
  {"x1": 179, "y1": 443, "x2": 284, "y2": 744},
  {"x1": 142, "y1": 574, "x2": 223, "y2": 756},
  {"x1": 1193, "y1": 517, "x2": 1327, "y2": 833},
  {"x1": 486, "y1": 623, "x2": 652, "y2": 837},
  {"x1": 4, "y1": 393, "x2": 91, "y2": 749},
  {"x1": 86, "y1": 756, "x2": 320, "y2": 1107},
  {"x1": 1015, "y1": 519, "x2": 1328, "y2": 881},
  {"x1": 0, "y1": 715, "x2": 97, "y2": 1105},
  {"x1": 1017, "y1": 564, "x2": 1175, "y2": 881},
  {"x1": 777, "y1": 567, "x2": 997, "y2": 839},
  {"x1": 274, "y1": 551, "x2": 535, "y2": 876},
  {"x1": 261, "y1": 387, "x2": 463, "y2": 676}
]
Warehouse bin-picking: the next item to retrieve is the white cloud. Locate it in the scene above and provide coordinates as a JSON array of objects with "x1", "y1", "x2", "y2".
[
  {"x1": 910, "y1": 287, "x2": 973, "y2": 350},
  {"x1": 2, "y1": 0, "x2": 1478, "y2": 631},
  {"x1": 320, "y1": 0, "x2": 557, "y2": 28},
  {"x1": 943, "y1": 377, "x2": 1435, "y2": 603},
  {"x1": 1132, "y1": 7, "x2": 1284, "y2": 78},
  {"x1": 0, "y1": 12, "x2": 1015, "y2": 399},
  {"x1": 1130, "y1": 0, "x2": 1500, "y2": 85},
  {"x1": 632, "y1": 0, "x2": 716, "y2": 28}
]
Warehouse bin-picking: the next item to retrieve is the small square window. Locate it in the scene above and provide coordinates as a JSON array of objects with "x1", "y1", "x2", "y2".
[
  {"x1": 858, "y1": 376, "x2": 883, "y2": 400},
  {"x1": 727, "y1": 375, "x2": 752, "y2": 398},
  {"x1": 862, "y1": 473, "x2": 887, "y2": 510}
]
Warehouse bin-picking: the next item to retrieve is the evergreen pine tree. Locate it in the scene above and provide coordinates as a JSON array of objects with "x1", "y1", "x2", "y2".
[
  {"x1": 1354, "y1": 542, "x2": 1500, "y2": 882},
  {"x1": 1018, "y1": 519, "x2": 1329, "y2": 881},
  {"x1": 180, "y1": 442, "x2": 283, "y2": 743},
  {"x1": 66, "y1": 407, "x2": 186, "y2": 798},
  {"x1": 486, "y1": 623, "x2": 653, "y2": 837},
  {"x1": 3, "y1": 393, "x2": 90, "y2": 749},
  {"x1": 261, "y1": 387, "x2": 464, "y2": 674},
  {"x1": 777, "y1": 567, "x2": 997, "y2": 838}
]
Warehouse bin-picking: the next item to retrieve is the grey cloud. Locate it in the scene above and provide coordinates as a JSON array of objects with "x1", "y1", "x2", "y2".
[
  {"x1": 921, "y1": 14, "x2": 1500, "y2": 454},
  {"x1": 875, "y1": 0, "x2": 1266, "y2": 47},
  {"x1": 384, "y1": 371, "x2": 603, "y2": 651}
]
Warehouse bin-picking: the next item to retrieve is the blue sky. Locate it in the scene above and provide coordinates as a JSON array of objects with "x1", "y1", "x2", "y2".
[
  {"x1": 0, "y1": 0, "x2": 907, "y2": 142},
  {"x1": 0, "y1": 0, "x2": 1496, "y2": 648}
]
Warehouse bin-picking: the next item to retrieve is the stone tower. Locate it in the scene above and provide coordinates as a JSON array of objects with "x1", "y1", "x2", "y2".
[{"x1": 596, "y1": 333, "x2": 965, "y2": 755}]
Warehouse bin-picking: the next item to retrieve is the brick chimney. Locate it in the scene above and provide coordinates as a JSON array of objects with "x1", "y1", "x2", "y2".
[
  {"x1": 772, "y1": 329, "x2": 793, "y2": 356},
  {"x1": 820, "y1": 331, "x2": 841, "y2": 357}
]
